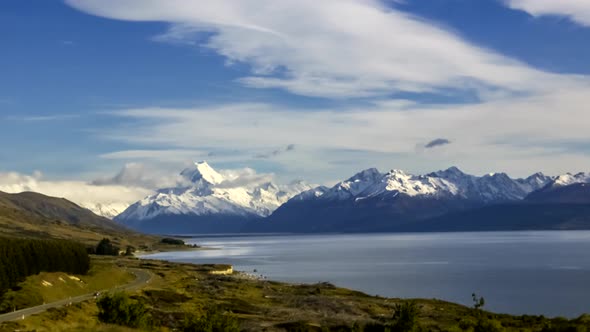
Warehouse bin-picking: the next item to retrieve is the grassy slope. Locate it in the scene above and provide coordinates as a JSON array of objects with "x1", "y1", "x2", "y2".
[
  {"x1": 0, "y1": 257, "x2": 135, "y2": 313},
  {"x1": 3, "y1": 257, "x2": 589, "y2": 332},
  {"x1": 0, "y1": 191, "x2": 157, "y2": 247}
]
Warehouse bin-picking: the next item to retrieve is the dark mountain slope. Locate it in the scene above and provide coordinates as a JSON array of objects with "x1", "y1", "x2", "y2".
[
  {"x1": 248, "y1": 194, "x2": 482, "y2": 233},
  {"x1": 396, "y1": 202, "x2": 590, "y2": 232},
  {"x1": 0, "y1": 191, "x2": 154, "y2": 246},
  {"x1": 525, "y1": 183, "x2": 590, "y2": 204},
  {"x1": 0, "y1": 191, "x2": 129, "y2": 232}
]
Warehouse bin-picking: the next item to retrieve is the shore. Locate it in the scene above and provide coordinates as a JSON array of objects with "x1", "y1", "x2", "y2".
[
  {"x1": 4, "y1": 256, "x2": 590, "y2": 331},
  {"x1": 133, "y1": 242, "x2": 218, "y2": 256}
]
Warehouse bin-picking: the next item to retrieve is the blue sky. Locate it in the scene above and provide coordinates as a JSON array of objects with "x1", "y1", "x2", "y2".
[{"x1": 1, "y1": 0, "x2": 590, "y2": 206}]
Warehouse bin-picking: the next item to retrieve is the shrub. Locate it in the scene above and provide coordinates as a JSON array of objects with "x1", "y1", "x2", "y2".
[
  {"x1": 97, "y1": 292, "x2": 151, "y2": 328},
  {"x1": 183, "y1": 308, "x2": 240, "y2": 332}
]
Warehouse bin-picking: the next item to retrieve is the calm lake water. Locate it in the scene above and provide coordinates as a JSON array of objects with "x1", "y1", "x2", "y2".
[{"x1": 142, "y1": 231, "x2": 590, "y2": 317}]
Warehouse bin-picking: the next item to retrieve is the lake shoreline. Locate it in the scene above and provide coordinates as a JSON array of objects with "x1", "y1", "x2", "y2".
[{"x1": 140, "y1": 231, "x2": 590, "y2": 318}]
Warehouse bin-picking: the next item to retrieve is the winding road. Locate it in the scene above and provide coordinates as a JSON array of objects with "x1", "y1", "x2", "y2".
[{"x1": 0, "y1": 268, "x2": 152, "y2": 323}]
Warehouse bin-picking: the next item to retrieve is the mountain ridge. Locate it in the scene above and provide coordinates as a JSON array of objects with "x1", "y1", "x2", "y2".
[{"x1": 107, "y1": 162, "x2": 590, "y2": 234}]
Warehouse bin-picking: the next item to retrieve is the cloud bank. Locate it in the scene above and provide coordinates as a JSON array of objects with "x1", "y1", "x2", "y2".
[{"x1": 0, "y1": 171, "x2": 152, "y2": 210}]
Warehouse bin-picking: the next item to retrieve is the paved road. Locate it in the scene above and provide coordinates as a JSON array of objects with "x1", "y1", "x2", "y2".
[{"x1": 0, "y1": 268, "x2": 152, "y2": 323}]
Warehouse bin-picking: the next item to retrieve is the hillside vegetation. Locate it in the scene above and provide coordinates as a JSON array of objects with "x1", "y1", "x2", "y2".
[
  {"x1": 3, "y1": 257, "x2": 590, "y2": 331},
  {"x1": 0, "y1": 256, "x2": 134, "y2": 314}
]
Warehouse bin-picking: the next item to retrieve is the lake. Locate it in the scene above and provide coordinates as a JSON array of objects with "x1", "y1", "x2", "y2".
[{"x1": 142, "y1": 231, "x2": 590, "y2": 317}]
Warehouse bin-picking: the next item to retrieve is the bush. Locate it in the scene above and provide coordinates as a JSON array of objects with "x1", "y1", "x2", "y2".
[
  {"x1": 0, "y1": 288, "x2": 43, "y2": 313},
  {"x1": 183, "y1": 308, "x2": 240, "y2": 332},
  {"x1": 97, "y1": 292, "x2": 151, "y2": 328},
  {"x1": 391, "y1": 301, "x2": 421, "y2": 332}
]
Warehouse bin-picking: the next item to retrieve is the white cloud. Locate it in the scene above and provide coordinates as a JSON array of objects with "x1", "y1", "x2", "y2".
[
  {"x1": 60, "y1": 0, "x2": 590, "y2": 183},
  {"x1": 216, "y1": 168, "x2": 275, "y2": 189},
  {"x1": 100, "y1": 149, "x2": 206, "y2": 161},
  {"x1": 64, "y1": 0, "x2": 581, "y2": 98},
  {"x1": 0, "y1": 171, "x2": 152, "y2": 212},
  {"x1": 505, "y1": 0, "x2": 590, "y2": 26},
  {"x1": 91, "y1": 162, "x2": 181, "y2": 189},
  {"x1": 99, "y1": 83, "x2": 590, "y2": 180},
  {"x1": 4, "y1": 114, "x2": 80, "y2": 122}
]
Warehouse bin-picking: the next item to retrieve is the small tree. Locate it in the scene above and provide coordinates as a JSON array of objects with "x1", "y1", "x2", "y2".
[
  {"x1": 472, "y1": 293, "x2": 485, "y2": 311},
  {"x1": 468, "y1": 293, "x2": 505, "y2": 332},
  {"x1": 391, "y1": 301, "x2": 421, "y2": 332},
  {"x1": 95, "y1": 238, "x2": 120, "y2": 256},
  {"x1": 125, "y1": 246, "x2": 135, "y2": 256}
]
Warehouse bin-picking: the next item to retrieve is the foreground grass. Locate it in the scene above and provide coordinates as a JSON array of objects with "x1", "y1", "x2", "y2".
[{"x1": 2, "y1": 257, "x2": 589, "y2": 331}]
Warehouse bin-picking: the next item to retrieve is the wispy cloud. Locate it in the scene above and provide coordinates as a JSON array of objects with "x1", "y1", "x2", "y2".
[
  {"x1": 98, "y1": 81, "x2": 590, "y2": 178},
  {"x1": 100, "y1": 149, "x2": 206, "y2": 161},
  {"x1": 425, "y1": 138, "x2": 452, "y2": 149},
  {"x1": 5, "y1": 114, "x2": 80, "y2": 122},
  {"x1": 254, "y1": 144, "x2": 296, "y2": 159},
  {"x1": 505, "y1": 0, "x2": 590, "y2": 26},
  {"x1": 91, "y1": 162, "x2": 184, "y2": 189},
  {"x1": 216, "y1": 167, "x2": 275, "y2": 189},
  {"x1": 64, "y1": 0, "x2": 582, "y2": 99}
]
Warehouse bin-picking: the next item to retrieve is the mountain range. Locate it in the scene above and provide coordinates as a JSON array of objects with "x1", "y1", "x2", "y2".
[
  {"x1": 260, "y1": 167, "x2": 590, "y2": 233},
  {"x1": 110, "y1": 162, "x2": 590, "y2": 234}
]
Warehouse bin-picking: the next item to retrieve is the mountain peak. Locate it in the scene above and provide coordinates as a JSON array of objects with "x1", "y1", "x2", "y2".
[
  {"x1": 387, "y1": 169, "x2": 408, "y2": 176},
  {"x1": 527, "y1": 172, "x2": 546, "y2": 178},
  {"x1": 348, "y1": 168, "x2": 382, "y2": 182},
  {"x1": 180, "y1": 161, "x2": 225, "y2": 185},
  {"x1": 428, "y1": 166, "x2": 467, "y2": 179},
  {"x1": 445, "y1": 166, "x2": 464, "y2": 175}
]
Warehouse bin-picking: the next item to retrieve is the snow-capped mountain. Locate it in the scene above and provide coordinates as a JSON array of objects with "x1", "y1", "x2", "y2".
[
  {"x1": 545, "y1": 172, "x2": 590, "y2": 189},
  {"x1": 115, "y1": 162, "x2": 314, "y2": 232},
  {"x1": 112, "y1": 162, "x2": 590, "y2": 234},
  {"x1": 253, "y1": 166, "x2": 567, "y2": 233},
  {"x1": 311, "y1": 166, "x2": 553, "y2": 204},
  {"x1": 81, "y1": 202, "x2": 130, "y2": 219}
]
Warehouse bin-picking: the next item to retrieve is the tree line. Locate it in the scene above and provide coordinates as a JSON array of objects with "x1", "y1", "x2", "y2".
[{"x1": 0, "y1": 237, "x2": 90, "y2": 296}]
